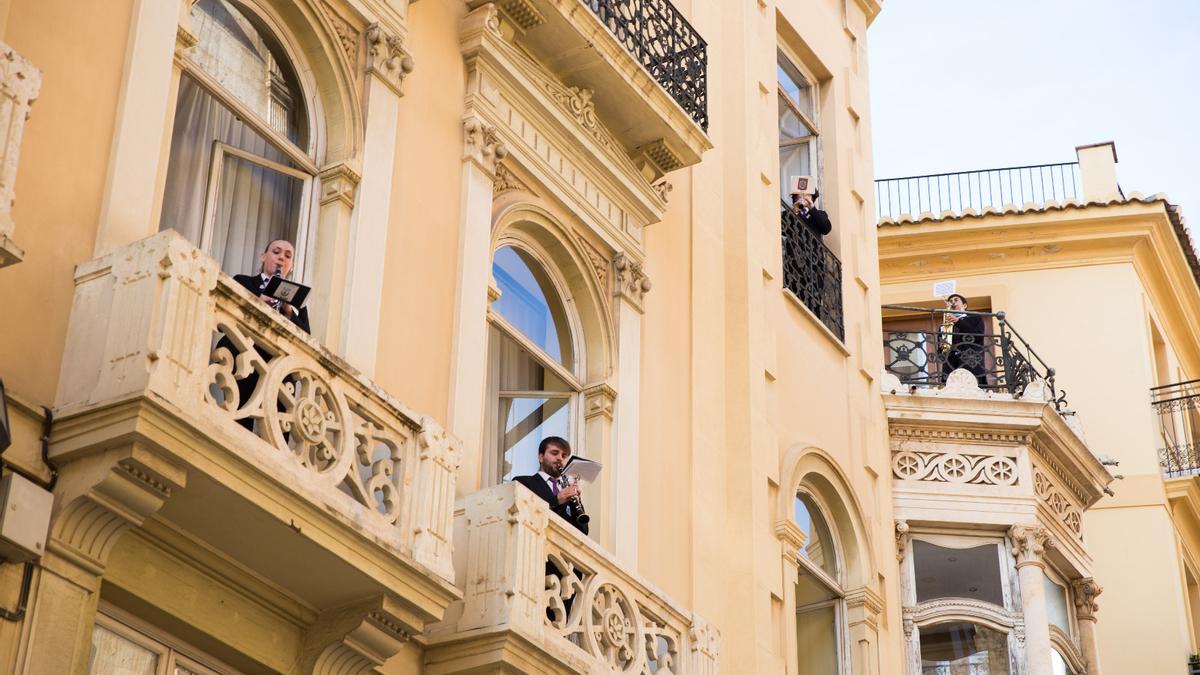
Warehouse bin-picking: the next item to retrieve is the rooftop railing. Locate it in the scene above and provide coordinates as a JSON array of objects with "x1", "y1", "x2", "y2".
[
  {"x1": 585, "y1": 0, "x2": 708, "y2": 130},
  {"x1": 882, "y1": 305, "x2": 1068, "y2": 411},
  {"x1": 782, "y1": 201, "x2": 844, "y2": 340},
  {"x1": 1152, "y1": 379, "x2": 1200, "y2": 478},
  {"x1": 875, "y1": 162, "x2": 1082, "y2": 221}
]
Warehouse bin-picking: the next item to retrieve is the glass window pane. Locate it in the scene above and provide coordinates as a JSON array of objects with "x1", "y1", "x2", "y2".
[
  {"x1": 796, "y1": 603, "x2": 839, "y2": 675},
  {"x1": 499, "y1": 395, "x2": 570, "y2": 481},
  {"x1": 919, "y1": 622, "x2": 1010, "y2": 674},
  {"x1": 187, "y1": 0, "x2": 307, "y2": 146},
  {"x1": 777, "y1": 58, "x2": 813, "y2": 116},
  {"x1": 160, "y1": 75, "x2": 303, "y2": 267},
  {"x1": 779, "y1": 143, "x2": 811, "y2": 202},
  {"x1": 778, "y1": 99, "x2": 814, "y2": 143},
  {"x1": 793, "y1": 494, "x2": 837, "y2": 578},
  {"x1": 492, "y1": 246, "x2": 573, "y2": 368},
  {"x1": 208, "y1": 152, "x2": 304, "y2": 278},
  {"x1": 1044, "y1": 574, "x2": 1070, "y2": 633},
  {"x1": 88, "y1": 625, "x2": 159, "y2": 675},
  {"x1": 1051, "y1": 649, "x2": 1072, "y2": 675},
  {"x1": 497, "y1": 332, "x2": 570, "y2": 393},
  {"x1": 914, "y1": 541, "x2": 1004, "y2": 606}
]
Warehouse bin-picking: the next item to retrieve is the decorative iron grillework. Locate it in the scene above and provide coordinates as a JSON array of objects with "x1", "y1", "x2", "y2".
[
  {"x1": 781, "y1": 202, "x2": 843, "y2": 340},
  {"x1": 1152, "y1": 379, "x2": 1200, "y2": 477},
  {"x1": 584, "y1": 0, "x2": 708, "y2": 131},
  {"x1": 881, "y1": 306, "x2": 1069, "y2": 412}
]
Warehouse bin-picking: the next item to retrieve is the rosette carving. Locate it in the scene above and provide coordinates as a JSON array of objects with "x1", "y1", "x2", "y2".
[{"x1": 891, "y1": 449, "x2": 1017, "y2": 486}]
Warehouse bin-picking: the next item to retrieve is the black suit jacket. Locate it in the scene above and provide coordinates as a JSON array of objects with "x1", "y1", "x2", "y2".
[
  {"x1": 950, "y1": 313, "x2": 985, "y2": 347},
  {"x1": 797, "y1": 206, "x2": 832, "y2": 236},
  {"x1": 513, "y1": 474, "x2": 589, "y2": 535},
  {"x1": 233, "y1": 273, "x2": 311, "y2": 333}
]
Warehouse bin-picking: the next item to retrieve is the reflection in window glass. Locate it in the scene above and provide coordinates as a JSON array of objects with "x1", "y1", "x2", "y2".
[
  {"x1": 796, "y1": 602, "x2": 838, "y2": 675},
  {"x1": 919, "y1": 622, "x2": 1010, "y2": 675},
  {"x1": 1051, "y1": 649, "x2": 1073, "y2": 675},
  {"x1": 492, "y1": 246, "x2": 572, "y2": 367},
  {"x1": 913, "y1": 540, "x2": 1004, "y2": 606},
  {"x1": 1044, "y1": 574, "x2": 1070, "y2": 633},
  {"x1": 776, "y1": 57, "x2": 813, "y2": 115},
  {"x1": 89, "y1": 625, "x2": 160, "y2": 675},
  {"x1": 794, "y1": 494, "x2": 837, "y2": 578}
]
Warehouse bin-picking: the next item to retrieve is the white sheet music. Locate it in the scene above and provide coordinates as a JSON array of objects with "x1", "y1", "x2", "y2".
[{"x1": 563, "y1": 456, "x2": 602, "y2": 483}]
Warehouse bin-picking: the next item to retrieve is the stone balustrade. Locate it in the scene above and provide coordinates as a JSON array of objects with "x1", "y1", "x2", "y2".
[
  {"x1": 426, "y1": 482, "x2": 720, "y2": 674},
  {"x1": 54, "y1": 230, "x2": 459, "y2": 582}
]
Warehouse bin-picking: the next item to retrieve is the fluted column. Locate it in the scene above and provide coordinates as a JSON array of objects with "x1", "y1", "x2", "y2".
[
  {"x1": 1010, "y1": 525, "x2": 1055, "y2": 675},
  {"x1": 1072, "y1": 578, "x2": 1103, "y2": 674}
]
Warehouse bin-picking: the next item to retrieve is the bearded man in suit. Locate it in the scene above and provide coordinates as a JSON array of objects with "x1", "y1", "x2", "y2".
[
  {"x1": 513, "y1": 436, "x2": 589, "y2": 535},
  {"x1": 942, "y1": 293, "x2": 988, "y2": 387}
]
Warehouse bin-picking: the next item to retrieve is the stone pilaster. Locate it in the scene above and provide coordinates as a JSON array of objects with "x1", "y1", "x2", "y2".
[{"x1": 1010, "y1": 524, "x2": 1056, "y2": 675}]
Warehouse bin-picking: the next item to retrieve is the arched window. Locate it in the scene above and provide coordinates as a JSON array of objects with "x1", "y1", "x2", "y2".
[
  {"x1": 487, "y1": 244, "x2": 581, "y2": 482},
  {"x1": 161, "y1": 0, "x2": 318, "y2": 279},
  {"x1": 919, "y1": 621, "x2": 1011, "y2": 673},
  {"x1": 793, "y1": 492, "x2": 846, "y2": 675}
]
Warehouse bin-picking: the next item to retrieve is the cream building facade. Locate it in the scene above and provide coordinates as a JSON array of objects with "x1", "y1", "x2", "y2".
[
  {"x1": 878, "y1": 143, "x2": 1200, "y2": 673},
  {"x1": 0, "y1": 0, "x2": 1136, "y2": 674}
]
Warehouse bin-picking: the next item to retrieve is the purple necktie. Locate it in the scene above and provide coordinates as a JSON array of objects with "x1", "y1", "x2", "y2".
[{"x1": 550, "y1": 477, "x2": 560, "y2": 495}]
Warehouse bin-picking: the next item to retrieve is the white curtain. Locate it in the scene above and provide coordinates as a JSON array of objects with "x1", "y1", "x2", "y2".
[{"x1": 159, "y1": 76, "x2": 302, "y2": 277}]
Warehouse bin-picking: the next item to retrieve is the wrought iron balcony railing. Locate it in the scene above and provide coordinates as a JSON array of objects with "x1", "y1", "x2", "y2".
[
  {"x1": 1152, "y1": 379, "x2": 1200, "y2": 478},
  {"x1": 585, "y1": 0, "x2": 708, "y2": 131},
  {"x1": 426, "y1": 482, "x2": 719, "y2": 672},
  {"x1": 882, "y1": 306, "x2": 1068, "y2": 411},
  {"x1": 781, "y1": 201, "x2": 844, "y2": 340},
  {"x1": 875, "y1": 162, "x2": 1082, "y2": 221}
]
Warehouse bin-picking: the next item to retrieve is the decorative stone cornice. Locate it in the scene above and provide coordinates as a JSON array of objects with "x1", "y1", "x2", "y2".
[
  {"x1": 1009, "y1": 524, "x2": 1053, "y2": 568},
  {"x1": 775, "y1": 519, "x2": 807, "y2": 565},
  {"x1": 1071, "y1": 577, "x2": 1102, "y2": 621},
  {"x1": 301, "y1": 595, "x2": 416, "y2": 675},
  {"x1": 894, "y1": 520, "x2": 910, "y2": 562},
  {"x1": 890, "y1": 426, "x2": 1033, "y2": 446},
  {"x1": 583, "y1": 383, "x2": 616, "y2": 420},
  {"x1": 612, "y1": 253, "x2": 651, "y2": 312},
  {"x1": 633, "y1": 139, "x2": 684, "y2": 181},
  {"x1": 318, "y1": 163, "x2": 361, "y2": 208},
  {"x1": 462, "y1": 117, "x2": 508, "y2": 174},
  {"x1": 495, "y1": 0, "x2": 546, "y2": 32},
  {"x1": 904, "y1": 598, "x2": 1024, "y2": 637},
  {"x1": 365, "y1": 23, "x2": 414, "y2": 96},
  {"x1": 844, "y1": 586, "x2": 885, "y2": 624}
]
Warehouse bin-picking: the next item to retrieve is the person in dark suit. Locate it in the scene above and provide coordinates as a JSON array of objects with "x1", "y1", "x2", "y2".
[
  {"x1": 942, "y1": 293, "x2": 988, "y2": 386},
  {"x1": 513, "y1": 436, "x2": 589, "y2": 535},
  {"x1": 232, "y1": 239, "x2": 310, "y2": 333},
  {"x1": 218, "y1": 240, "x2": 310, "y2": 430},
  {"x1": 790, "y1": 190, "x2": 832, "y2": 236}
]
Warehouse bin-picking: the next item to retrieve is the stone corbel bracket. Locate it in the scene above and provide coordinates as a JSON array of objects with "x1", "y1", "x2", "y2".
[
  {"x1": 365, "y1": 23, "x2": 414, "y2": 97},
  {"x1": 301, "y1": 594, "x2": 419, "y2": 675},
  {"x1": 48, "y1": 443, "x2": 187, "y2": 577},
  {"x1": 612, "y1": 252, "x2": 651, "y2": 312},
  {"x1": 583, "y1": 383, "x2": 616, "y2": 421},
  {"x1": 463, "y1": 116, "x2": 509, "y2": 176},
  {"x1": 319, "y1": 162, "x2": 362, "y2": 209}
]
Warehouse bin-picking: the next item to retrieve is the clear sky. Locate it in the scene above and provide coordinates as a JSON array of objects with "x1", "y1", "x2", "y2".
[{"x1": 868, "y1": 0, "x2": 1200, "y2": 236}]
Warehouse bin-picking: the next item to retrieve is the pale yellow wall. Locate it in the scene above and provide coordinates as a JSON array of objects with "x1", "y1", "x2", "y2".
[{"x1": 0, "y1": 0, "x2": 132, "y2": 404}]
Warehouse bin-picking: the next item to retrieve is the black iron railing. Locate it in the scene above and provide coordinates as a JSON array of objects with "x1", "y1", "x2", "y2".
[
  {"x1": 584, "y1": 0, "x2": 708, "y2": 131},
  {"x1": 781, "y1": 201, "x2": 843, "y2": 340},
  {"x1": 875, "y1": 162, "x2": 1081, "y2": 221},
  {"x1": 1152, "y1": 379, "x2": 1200, "y2": 477},
  {"x1": 882, "y1": 306, "x2": 1068, "y2": 411}
]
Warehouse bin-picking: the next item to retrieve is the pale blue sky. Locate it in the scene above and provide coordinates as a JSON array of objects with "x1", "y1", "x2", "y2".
[{"x1": 869, "y1": 0, "x2": 1200, "y2": 236}]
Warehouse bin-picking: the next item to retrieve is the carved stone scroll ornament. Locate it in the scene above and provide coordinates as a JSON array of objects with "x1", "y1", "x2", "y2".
[
  {"x1": 1009, "y1": 524, "x2": 1053, "y2": 568},
  {"x1": 463, "y1": 117, "x2": 508, "y2": 174},
  {"x1": 1033, "y1": 468, "x2": 1084, "y2": 539},
  {"x1": 891, "y1": 449, "x2": 1018, "y2": 486},
  {"x1": 612, "y1": 253, "x2": 652, "y2": 312},
  {"x1": 365, "y1": 24, "x2": 414, "y2": 96},
  {"x1": 1071, "y1": 577, "x2": 1102, "y2": 621}
]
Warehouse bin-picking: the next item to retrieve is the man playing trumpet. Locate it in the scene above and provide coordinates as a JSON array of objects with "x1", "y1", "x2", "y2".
[
  {"x1": 940, "y1": 293, "x2": 988, "y2": 386},
  {"x1": 514, "y1": 436, "x2": 590, "y2": 534}
]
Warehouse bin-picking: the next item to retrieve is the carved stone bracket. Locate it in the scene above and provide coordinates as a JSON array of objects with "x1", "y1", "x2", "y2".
[
  {"x1": 365, "y1": 24, "x2": 414, "y2": 97},
  {"x1": 845, "y1": 586, "x2": 885, "y2": 631},
  {"x1": 652, "y1": 179, "x2": 673, "y2": 203},
  {"x1": 774, "y1": 518, "x2": 807, "y2": 565},
  {"x1": 463, "y1": 117, "x2": 508, "y2": 175},
  {"x1": 174, "y1": 26, "x2": 198, "y2": 62},
  {"x1": 1071, "y1": 577, "x2": 1102, "y2": 621},
  {"x1": 492, "y1": 161, "x2": 532, "y2": 197},
  {"x1": 895, "y1": 520, "x2": 910, "y2": 562},
  {"x1": 301, "y1": 595, "x2": 416, "y2": 675},
  {"x1": 583, "y1": 383, "x2": 616, "y2": 421},
  {"x1": 318, "y1": 162, "x2": 361, "y2": 208},
  {"x1": 632, "y1": 139, "x2": 684, "y2": 182},
  {"x1": 612, "y1": 253, "x2": 651, "y2": 312},
  {"x1": 48, "y1": 445, "x2": 187, "y2": 577},
  {"x1": 1009, "y1": 524, "x2": 1053, "y2": 568}
]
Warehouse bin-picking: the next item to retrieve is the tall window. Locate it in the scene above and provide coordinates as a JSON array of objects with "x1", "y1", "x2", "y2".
[
  {"x1": 793, "y1": 492, "x2": 845, "y2": 674},
  {"x1": 161, "y1": 0, "x2": 317, "y2": 278},
  {"x1": 89, "y1": 608, "x2": 239, "y2": 674},
  {"x1": 487, "y1": 245, "x2": 580, "y2": 482},
  {"x1": 778, "y1": 52, "x2": 819, "y2": 202}
]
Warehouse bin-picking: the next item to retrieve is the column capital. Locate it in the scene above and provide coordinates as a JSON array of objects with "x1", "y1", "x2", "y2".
[
  {"x1": 774, "y1": 519, "x2": 808, "y2": 566},
  {"x1": 612, "y1": 253, "x2": 651, "y2": 312},
  {"x1": 1071, "y1": 577, "x2": 1103, "y2": 622},
  {"x1": 365, "y1": 23, "x2": 414, "y2": 97},
  {"x1": 583, "y1": 383, "x2": 616, "y2": 420},
  {"x1": 895, "y1": 519, "x2": 910, "y2": 562},
  {"x1": 1008, "y1": 524, "x2": 1054, "y2": 569},
  {"x1": 462, "y1": 116, "x2": 508, "y2": 175},
  {"x1": 318, "y1": 162, "x2": 362, "y2": 208}
]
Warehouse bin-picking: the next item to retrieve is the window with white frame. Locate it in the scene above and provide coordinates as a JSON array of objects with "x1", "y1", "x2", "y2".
[
  {"x1": 160, "y1": 0, "x2": 317, "y2": 279},
  {"x1": 793, "y1": 492, "x2": 846, "y2": 675},
  {"x1": 487, "y1": 245, "x2": 581, "y2": 482},
  {"x1": 919, "y1": 621, "x2": 1011, "y2": 674},
  {"x1": 777, "y1": 52, "x2": 820, "y2": 203},
  {"x1": 88, "y1": 607, "x2": 240, "y2": 675}
]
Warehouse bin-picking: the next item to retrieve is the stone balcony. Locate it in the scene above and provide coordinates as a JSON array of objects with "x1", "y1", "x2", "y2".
[
  {"x1": 46, "y1": 231, "x2": 461, "y2": 668},
  {"x1": 424, "y1": 482, "x2": 720, "y2": 674}
]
